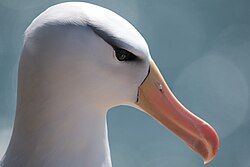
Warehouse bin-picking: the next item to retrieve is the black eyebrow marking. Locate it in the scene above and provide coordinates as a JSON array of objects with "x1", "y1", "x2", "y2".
[
  {"x1": 88, "y1": 24, "x2": 128, "y2": 49},
  {"x1": 89, "y1": 24, "x2": 144, "y2": 63}
]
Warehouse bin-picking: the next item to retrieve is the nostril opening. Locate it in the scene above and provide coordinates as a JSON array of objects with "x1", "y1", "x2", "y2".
[
  {"x1": 158, "y1": 83, "x2": 163, "y2": 92},
  {"x1": 155, "y1": 81, "x2": 163, "y2": 92}
]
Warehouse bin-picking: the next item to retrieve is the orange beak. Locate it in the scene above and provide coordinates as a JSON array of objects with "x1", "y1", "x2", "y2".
[{"x1": 135, "y1": 59, "x2": 219, "y2": 164}]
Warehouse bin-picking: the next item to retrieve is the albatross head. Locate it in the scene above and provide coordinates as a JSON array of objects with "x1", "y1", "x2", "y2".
[{"x1": 2, "y1": 2, "x2": 219, "y2": 167}]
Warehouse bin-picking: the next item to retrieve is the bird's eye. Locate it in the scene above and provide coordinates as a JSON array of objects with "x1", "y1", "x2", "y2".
[{"x1": 114, "y1": 48, "x2": 138, "y2": 62}]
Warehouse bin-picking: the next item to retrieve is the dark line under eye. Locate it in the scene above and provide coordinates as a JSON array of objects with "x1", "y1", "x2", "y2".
[{"x1": 114, "y1": 48, "x2": 138, "y2": 62}]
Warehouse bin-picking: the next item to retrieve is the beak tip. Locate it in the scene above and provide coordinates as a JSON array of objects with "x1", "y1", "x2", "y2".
[
  {"x1": 202, "y1": 125, "x2": 220, "y2": 164},
  {"x1": 203, "y1": 152, "x2": 217, "y2": 165},
  {"x1": 187, "y1": 123, "x2": 219, "y2": 164},
  {"x1": 203, "y1": 159, "x2": 211, "y2": 165}
]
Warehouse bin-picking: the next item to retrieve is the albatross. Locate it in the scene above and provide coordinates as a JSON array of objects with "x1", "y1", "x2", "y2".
[{"x1": 1, "y1": 2, "x2": 219, "y2": 167}]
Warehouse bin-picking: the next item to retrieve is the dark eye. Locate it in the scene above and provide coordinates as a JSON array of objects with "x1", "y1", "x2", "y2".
[{"x1": 114, "y1": 48, "x2": 138, "y2": 62}]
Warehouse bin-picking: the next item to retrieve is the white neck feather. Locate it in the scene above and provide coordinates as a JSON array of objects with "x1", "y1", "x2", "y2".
[{"x1": 2, "y1": 95, "x2": 112, "y2": 167}]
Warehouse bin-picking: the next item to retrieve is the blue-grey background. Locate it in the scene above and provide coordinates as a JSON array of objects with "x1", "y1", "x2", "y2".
[{"x1": 0, "y1": 0, "x2": 250, "y2": 166}]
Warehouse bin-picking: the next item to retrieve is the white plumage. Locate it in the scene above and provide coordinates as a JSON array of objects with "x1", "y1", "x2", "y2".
[{"x1": 0, "y1": 2, "x2": 219, "y2": 167}]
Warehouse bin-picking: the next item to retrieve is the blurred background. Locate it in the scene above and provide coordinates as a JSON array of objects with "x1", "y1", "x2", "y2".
[{"x1": 0, "y1": 0, "x2": 250, "y2": 166}]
